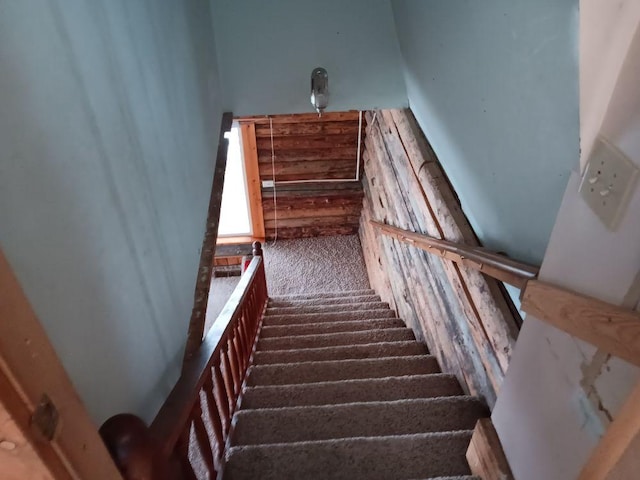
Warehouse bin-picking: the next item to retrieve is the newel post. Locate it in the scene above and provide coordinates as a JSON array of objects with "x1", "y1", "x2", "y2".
[
  {"x1": 252, "y1": 241, "x2": 263, "y2": 257},
  {"x1": 99, "y1": 414, "x2": 180, "y2": 480}
]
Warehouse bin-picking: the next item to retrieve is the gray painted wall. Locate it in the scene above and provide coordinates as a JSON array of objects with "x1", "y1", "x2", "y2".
[
  {"x1": 211, "y1": 0, "x2": 407, "y2": 116},
  {"x1": 0, "y1": 0, "x2": 222, "y2": 424},
  {"x1": 391, "y1": 0, "x2": 580, "y2": 264}
]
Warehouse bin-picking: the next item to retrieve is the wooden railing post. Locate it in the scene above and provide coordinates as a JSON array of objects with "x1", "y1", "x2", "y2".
[
  {"x1": 252, "y1": 240, "x2": 263, "y2": 257},
  {"x1": 99, "y1": 414, "x2": 179, "y2": 480}
]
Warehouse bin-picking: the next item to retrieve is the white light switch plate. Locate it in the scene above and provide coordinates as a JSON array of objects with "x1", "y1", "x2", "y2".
[{"x1": 579, "y1": 137, "x2": 639, "y2": 230}]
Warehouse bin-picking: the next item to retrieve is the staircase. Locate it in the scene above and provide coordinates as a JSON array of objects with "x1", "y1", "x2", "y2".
[{"x1": 222, "y1": 289, "x2": 487, "y2": 480}]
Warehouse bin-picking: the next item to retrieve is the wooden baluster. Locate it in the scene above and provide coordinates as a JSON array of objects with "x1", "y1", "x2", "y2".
[
  {"x1": 221, "y1": 347, "x2": 238, "y2": 408},
  {"x1": 175, "y1": 424, "x2": 198, "y2": 480},
  {"x1": 192, "y1": 400, "x2": 216, "y2": 476},
  {"x1": 234, "y1": 321, "x2": 248, "y2": 370},
  {"x1": 203, "y1": 375, "x2": 225, "y2": 463},
  {"x1": 227, "y1": 336, "x2": 241, "y2": 395},
  {"x1": 240, "y1": 309, "x2": 252, "y2": 359},
  {"x1": 213, "y1": 363, "x2": 231, "y2": 434}
]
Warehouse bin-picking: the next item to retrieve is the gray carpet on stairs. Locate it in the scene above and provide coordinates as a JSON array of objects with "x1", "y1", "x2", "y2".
[
  {"x1": 262, "y1": 235, "x2": 370, "y2": 295},
  {"x1": 218, "y1": 291, "x2": 487, "y2": 479}
]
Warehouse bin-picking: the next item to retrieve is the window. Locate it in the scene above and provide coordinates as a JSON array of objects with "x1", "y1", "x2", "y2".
[{"x1": 218, "y1": 126, "x2": 252, "y2": 237}]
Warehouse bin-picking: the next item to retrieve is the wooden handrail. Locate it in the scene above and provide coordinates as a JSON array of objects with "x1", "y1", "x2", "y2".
[
  {"x1": 373, "y1": 219, "x2": 640, "y2": 366},
  {"x1": 102, "y1": 242, "x2": 268, "y2": 479},
  {"x1": 371, "y1": 220, "x2": 539, "y2": 288}
]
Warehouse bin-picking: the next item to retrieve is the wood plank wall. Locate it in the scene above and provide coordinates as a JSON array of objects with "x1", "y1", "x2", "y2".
[
  {"x1": 241, "y1": 112, "x2": 364, "y2": 240},
  {"x1": 359, "y1": 109, "x2": 520, "y2": 408}
]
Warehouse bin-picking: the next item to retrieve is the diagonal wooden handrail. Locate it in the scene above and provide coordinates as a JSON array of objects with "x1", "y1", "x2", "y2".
[
  {"x1": 101, "y1": 242, "x2": 268, "y2": 479},
  {"x1": 370, "y1": 220, "x2": 539, "y2": 288},
  {"x1": 372, "y1": 219, "x2": 640, "y2": 366},
  {"x1": 184, "y1": 112, "x2": 235, "y2": 363}
]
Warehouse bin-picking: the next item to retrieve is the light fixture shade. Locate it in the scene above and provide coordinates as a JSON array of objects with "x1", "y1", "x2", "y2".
[{"x1": 310, "y1": 67, "x2": 329, "y2": 116}]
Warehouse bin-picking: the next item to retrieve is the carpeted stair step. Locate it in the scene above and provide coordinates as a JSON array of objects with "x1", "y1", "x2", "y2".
[
  {"x1": 269, "y1": 289, "x2": 376, "y2": 301},
  {"x1": 246, "y1": 355, "x2": 440, "y2": 385},
  {"x1": 223, "y1": 431, "x2": 474, "y2": 480},
  {"x1": 241, "y1": 374, "x2": 463, "y2": 408},
  {"x1": 253, "y1": 341, "x2": 428, "y2": 364},
  {"x1": 264, "y1": 309, "x2": 396, "y2": 326},
  {"x1": 266, "y1": 301, "x2": 389, "y2": 315},
  {"x1": 260, "y1": 318, "x2": 405, "y2": 337},
  {"x1": 413, "y1": 477, "x2": 480, "y2": 480},
  {"x1": 268, "y1": 294, "x2": 381, "y2": 308},
  {"x1": 257, "y1": 328, "x2": 414, "y2": 350},
  {"x1": 232, "y1": 397, "x2": 486, "y2": 445}
]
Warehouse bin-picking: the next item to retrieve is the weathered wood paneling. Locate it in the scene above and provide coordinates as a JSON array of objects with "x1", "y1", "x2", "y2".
[
  {"x1": 359, "y1": 109, "x2": 520, "y2": 408},
  {"x1": 242, "y1": 111, "x2": 364, "y2": 240}
]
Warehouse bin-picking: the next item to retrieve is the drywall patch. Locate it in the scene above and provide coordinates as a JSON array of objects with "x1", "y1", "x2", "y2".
[{"x1": 579, "y1": 350, "x2": 613, "y2": 432}]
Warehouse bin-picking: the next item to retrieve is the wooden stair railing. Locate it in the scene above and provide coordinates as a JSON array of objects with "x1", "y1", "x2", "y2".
[
  {"x1": 372, "y1": 220, "x2": 640, "y2": 366},
  {"x1": 370, "y1": 220, "x2": 539, "y2": 289},
  {"x1": 101, "y1": 242, "x2": 268, "y2": 479}
]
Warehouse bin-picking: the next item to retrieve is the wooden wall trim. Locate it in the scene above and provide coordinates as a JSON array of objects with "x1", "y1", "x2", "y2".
[
  {"x1": 466, "y1": 418, "x2": 515, "y2": 480},
  {"x1": 578, "y1": 381, "x2": 640, "y2": 479},
  {"x1": 183, "y1": 112, "x2": 234, "y2": 363},
  {"x1": 521, "y1": 280, "x2": 640, "y2": 367},
  {"x1": 0, "y1": 250, "x2": 122, "y2": 479},
  {"x1": 240, "y1": 122, "x2": 265, "y2": 240}
]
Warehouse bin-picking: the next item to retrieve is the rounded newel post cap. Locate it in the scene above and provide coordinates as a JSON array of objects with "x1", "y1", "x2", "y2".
[
  {"x1": 252, "y1": 241, "x2": 263, "y2": 257},
  {"x1": 100, "y1": 414, "x2": 178, "y2": 480}
]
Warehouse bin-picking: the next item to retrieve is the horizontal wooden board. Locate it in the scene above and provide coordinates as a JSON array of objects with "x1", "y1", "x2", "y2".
[
  {"x1": 259, "y1": 160, "x2": 358, "y2": 182},
  {"x1": 263, "y1": 204, "x2": 362, "y2": 221},
  {"x1": 266, "y1": 225, "x2": 359, "y2": 240},
  {"x1": 265, "y1": 215, "x2": 361, "y2": 229},
  {"x1": 258, "y1": 148, "x2": 357, "y2": 163},
  {"x1": 262, "y1": 195, "x2": 363, "y2": 211},
  {"x1": 239, "y1": 111, "x2": 360, "y2": 124},
  {"x1": 255, "y1": 122, "x2": 360, "y2": 137},
  {"x1": 256, "y1": 134, "x2": 357, "y2": 150},
  {"x1": 522, "y1": 280, "x2": 640, "y2": 367}
]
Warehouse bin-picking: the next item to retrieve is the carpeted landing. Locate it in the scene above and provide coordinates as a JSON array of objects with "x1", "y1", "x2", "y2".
[{"x1": 222, "y1": 289, "x2": 486, "y2": 480}]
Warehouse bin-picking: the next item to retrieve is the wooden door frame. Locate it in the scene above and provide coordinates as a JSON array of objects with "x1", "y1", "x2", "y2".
[{"x1": 0, "y1": 249, "x2": 121, "y2": 479}]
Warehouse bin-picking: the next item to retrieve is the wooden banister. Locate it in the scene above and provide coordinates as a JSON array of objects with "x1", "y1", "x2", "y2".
[
  {"x1": 373, "y1": 220, "x2": 640, "y2": 365},
  {"x1": 102, "y1": 242, "x2": 268, "y2": 479},
  {"x1": 370, "y1": 220, "x2": 539, "y2": 288}
]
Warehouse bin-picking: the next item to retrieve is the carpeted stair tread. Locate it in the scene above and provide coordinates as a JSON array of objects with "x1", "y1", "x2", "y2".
[
  {"x1": 232, "y1": 397, "x2": 486, "y2": 445},
  {"x1": 411, "y1": 477, "x2": 480, "y2": 480},
  {"x1": 223, "y1": 431, "x2": 474, "y2": 480},
  {"x1": 241, "y1": 374, "x2": 463, "y2": 408},
  {"x1": 269, "y1": 289, "x2": 375, "y2": 301},
  {"x1": 266, "y1": 301, "x2": 390, "y2": 315},
  {"x1": 265, "y1": 309, "x2": 396, "y2": 325},
  {"x1": 246, "y1": 355, "x2": 440, "y2": 385},
  {"x1": 268, "y1": 294, "x2": 381, "y2": 308},
  {"x1": 260, "y1": 318, "x2": 404, "y2": 337},
  {"x1": 253, "y1": 341, "x2": 428, "y2": 364},
  {"x1": 257, "y1": 328, "x2": 415, "y2": 350}
]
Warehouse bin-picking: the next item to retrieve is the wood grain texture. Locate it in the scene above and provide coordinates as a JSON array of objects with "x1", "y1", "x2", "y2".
[
  {"x1": 238, "y1": 111, "x2": 360, "y2": 124},
  {"x1": 522, "y1": 280, "x2": 640, "y2": 367},
  {"x1": 358, "y1": 109, "x2": 521, "y2": 408},
  {"x1": 240, "y1": 123, "x2": 265, "y2": 240},
  {"x1": 579, "y1": 381, "x2": 640, "y2": 480},
  {"x1": 371, "y1": 220, "x2": 539, "y2": 289},
  {"x1": 0, "y1": 250, "x2": 121, "y2": 479},
  {"x1": 466, "y1": 418, "x2": 514, "y2": 480},
  {"x1": 184, "y1": 112, "x2": 234, "y2": 362},
  {"x1": 243, "y1": 111, "x2": 364, "y2": 240}
]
